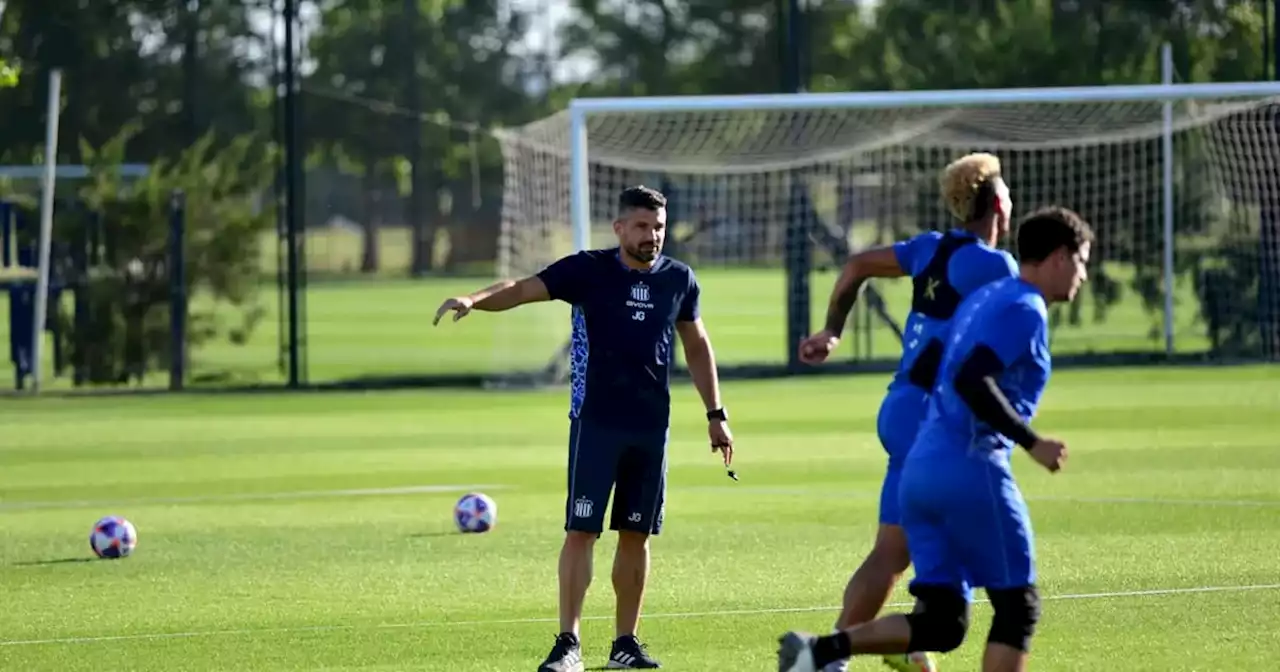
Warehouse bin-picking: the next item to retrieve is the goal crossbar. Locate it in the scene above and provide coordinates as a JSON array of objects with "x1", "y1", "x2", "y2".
[{"x1": 569, "y1": 81, "x2": 1280, "y2": 115}]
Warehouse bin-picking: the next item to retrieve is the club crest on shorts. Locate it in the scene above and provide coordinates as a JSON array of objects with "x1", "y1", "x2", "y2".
[{"x1": 573, "y1": 496, "x2": 594, "y2": 519}]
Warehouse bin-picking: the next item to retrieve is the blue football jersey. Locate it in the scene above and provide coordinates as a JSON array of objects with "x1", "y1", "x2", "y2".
[
  {"x1": 888, "y1": 230, "x2": 1018, "y2": 392},
  {"x1": 912, "y1": 277, "x2": 1052, "y2": 464},
  {"x1": 536, "y1": 248, "x2": 700, "y2": 430}
]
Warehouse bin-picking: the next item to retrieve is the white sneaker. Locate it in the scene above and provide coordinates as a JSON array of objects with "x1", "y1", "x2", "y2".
[
  {"x1": 821, "y1": 660, "x2": 849, "y2": 672},
  {"x1": 882, "y1": 652, "x2": 938, "y2": 671},
  {"x1": 776, "y1": 632, "x2": 819, "y2": 672}
]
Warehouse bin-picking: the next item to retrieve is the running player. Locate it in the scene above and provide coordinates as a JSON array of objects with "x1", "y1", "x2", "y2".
[
  {"x1": 797, "y1": 153, "x2": 1019, "y2": 671},
  {"x1": 778, "y1": 206, "x2": 1093, "y2": 672}
]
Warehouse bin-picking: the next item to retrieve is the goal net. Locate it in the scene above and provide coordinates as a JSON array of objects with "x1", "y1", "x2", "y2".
[{"x1": 493, "y1": 85, "x2": 1280, "y2": 382}]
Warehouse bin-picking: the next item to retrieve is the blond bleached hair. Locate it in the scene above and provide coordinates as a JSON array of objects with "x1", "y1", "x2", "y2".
[{"x1": 941, "y1": 152, "x2": 1002, "y2": 222}]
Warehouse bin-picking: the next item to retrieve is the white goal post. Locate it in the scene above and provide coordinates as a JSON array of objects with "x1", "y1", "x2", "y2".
[
  {"x1": 494, "y1": 79, "x2": 1280, "y2": 377},
  {"x1": 32, "y1": 68, "x2": 62, "y2": 395}
]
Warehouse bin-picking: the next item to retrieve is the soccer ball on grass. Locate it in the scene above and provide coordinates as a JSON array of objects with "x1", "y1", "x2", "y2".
[
  {"x1": 90, "y1": 515, "x2": 138, "y2": 559},
  {"x1": 454, "y1": 492, "x2": 497, "y2": 533}
]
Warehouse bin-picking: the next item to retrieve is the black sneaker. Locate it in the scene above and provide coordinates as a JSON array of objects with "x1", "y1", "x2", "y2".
[
  {"x1": 606, "y1": 635, "x2": 661, "y2": 669},
  {"x1": 537, "y1": 633, "x2": 584, "y2": 672}
]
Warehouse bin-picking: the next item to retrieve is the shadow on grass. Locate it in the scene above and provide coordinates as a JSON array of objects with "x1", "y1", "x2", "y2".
[{"x1": 12, "y1": 557, "x2": 97, "y2": 566}]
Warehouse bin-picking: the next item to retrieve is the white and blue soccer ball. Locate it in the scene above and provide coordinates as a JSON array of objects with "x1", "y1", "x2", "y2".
[
  {"x1": 454, "y1": 492, "x2": 497, "y2": 533},
  {"x1": 90, "y1": 515, "x2": 138, "y2": 559}
]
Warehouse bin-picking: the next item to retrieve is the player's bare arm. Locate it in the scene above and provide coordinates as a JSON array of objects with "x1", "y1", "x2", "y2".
[
  {"x1": 432, "y1": 276, "x2": 551, "y2": 325},
  {"x1": 676, "y1": 318, "x2": 733, "y2": 466},
  {"x1": 801, "y1": 247, "x2": 906, "y2": 364}
]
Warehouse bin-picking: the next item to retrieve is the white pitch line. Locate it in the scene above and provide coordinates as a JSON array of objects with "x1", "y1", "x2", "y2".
[
  {"x1": 1029, "y1": 494, "x2": 1280, "y2": 508},
  {"x1": 2, "y1": 582, "x2": 1276, "y2": 648},
  {"x1": 0, "y1": 484, "x2": 508, "y2": 512},
  {"x1": 680, "y1": 485, "x2": 1280, "y2": 509},
  {"x1": 5, "y1": 484, "x2": 1276, "y2": 514}
]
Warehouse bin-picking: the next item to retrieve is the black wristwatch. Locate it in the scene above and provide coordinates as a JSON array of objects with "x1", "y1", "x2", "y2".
[{"x1": 706, "y1": 407, "x2": 728, "y2": 422}]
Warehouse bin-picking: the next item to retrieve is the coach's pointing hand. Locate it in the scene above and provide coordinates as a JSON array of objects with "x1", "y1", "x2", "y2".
[
  {"x1": 433, "y1": 296, "x2": 474, "y2": 325},
  {"x1": 1028, "y1": 438, "x2": 1067, "y2": 473},
  {"x1": 710, "y1": 420, "x2": 734, "y2": 466}
]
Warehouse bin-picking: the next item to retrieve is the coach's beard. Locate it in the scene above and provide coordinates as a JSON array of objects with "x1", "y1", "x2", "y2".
[{"x1": 632, "y1": 243, "x2": 659, "y2": 262}]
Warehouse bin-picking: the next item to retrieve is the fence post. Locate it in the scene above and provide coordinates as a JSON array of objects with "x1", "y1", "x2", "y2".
[
  {"x1": 1160, "y1": 42, "x2": 1176, "y2": 356},
  {"x1": 168, "y1": 190, "x2": 187, "y2": 391},
  {"x1": 0, "y1": 201, "x2": 11, "y2": 267}
]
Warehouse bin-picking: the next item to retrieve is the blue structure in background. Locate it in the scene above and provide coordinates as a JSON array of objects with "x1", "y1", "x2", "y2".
[
  {"x1": 0, "y1": 200, "x2": 70, "y2": 390},
  {"x1": 168, "y1": 191, "x2": 188, "y2": 391},
  {"x1": 1, "y1": 195, "x2": 188, "y2": 391}
]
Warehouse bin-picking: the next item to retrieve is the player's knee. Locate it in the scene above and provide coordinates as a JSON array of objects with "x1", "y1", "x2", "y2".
[
  {"x1": 564, "y1": 530, "x2": 598, "y2": 550},
  {"x1": 904, "y1": 584, "x2": 970, "y2": 653},
  {"x1": 616, "y1": 529, "x2": 649, "y2": 550},
  {"x1": 987, "y1": 585, "x2": 1041, "y2": 652}
]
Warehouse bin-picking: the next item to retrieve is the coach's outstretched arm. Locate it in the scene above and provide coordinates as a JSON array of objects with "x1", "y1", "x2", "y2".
[
  {"x1": 677, "y1": 317, "x2": 734, "y2": 466},
  {"x1": 432, "y1": 276, "x2": 550, "y2": 325},
  {"x1": 799, "y1": 247, "x2": 905, "y2": 364}
]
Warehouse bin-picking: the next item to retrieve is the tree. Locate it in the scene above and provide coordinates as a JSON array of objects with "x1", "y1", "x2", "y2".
[
  {"x1": 0, "y1": 0, "x2": 262, "y2": 164},
  {"x1": 304, "y1": 0, "x2": 536, "y2": 275},
  {"x1": 0, "y1": 56, "x2": 19, "y2": 87}
]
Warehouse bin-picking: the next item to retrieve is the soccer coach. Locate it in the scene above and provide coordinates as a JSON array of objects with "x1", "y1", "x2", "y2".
[{"x1": 433, "y1": 185, "x2": 735, "y2": 671}]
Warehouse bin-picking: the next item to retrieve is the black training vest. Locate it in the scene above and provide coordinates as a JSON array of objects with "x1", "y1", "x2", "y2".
[{"x1": 906, "y1": 232, "x2": 979, "y2": 389}]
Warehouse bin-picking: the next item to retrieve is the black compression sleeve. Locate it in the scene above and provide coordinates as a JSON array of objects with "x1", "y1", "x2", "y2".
[{"x1": 953, "y1": 345, "x2": 1041, "y2": 450}]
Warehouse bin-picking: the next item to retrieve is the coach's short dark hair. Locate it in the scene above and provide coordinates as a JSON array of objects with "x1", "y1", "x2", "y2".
[
  {"x1": 618, "y1": 185, "x2": 667, "y2": 213},
  {"x1": 1016, "y1": 206, "x2": 1095, "y2": 263}
]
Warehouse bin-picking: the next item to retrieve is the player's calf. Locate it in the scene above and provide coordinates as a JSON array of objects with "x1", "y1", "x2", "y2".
[
  {"x1": 836, "y1": 526, "x2": 911, "y2": 628},
  {"x1": 903, "y1": 584, "x2": 969, "y2": 654},
  {"x1": 558, "y1": 531, "x2": 598, "y2": 636},
  {"x1": 612, "y1": 530, "x2": 651, "y2": 640}
]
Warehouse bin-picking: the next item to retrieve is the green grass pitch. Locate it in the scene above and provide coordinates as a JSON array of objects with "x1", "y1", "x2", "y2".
[{"x1": 2, "y1": 365, "x2": 1278, "y2": 670}]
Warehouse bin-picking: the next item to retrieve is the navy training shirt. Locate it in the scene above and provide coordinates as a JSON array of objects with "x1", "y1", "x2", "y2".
[
  {"x1": 910, "y1": 276, "x2": 1052, "y2": 470},
  {"x1": 889, "y1": 230, "x2": 1019, "y2": 392},
  {"x1": 536, "y1": 248, "x2": 701, "y2": 431}
]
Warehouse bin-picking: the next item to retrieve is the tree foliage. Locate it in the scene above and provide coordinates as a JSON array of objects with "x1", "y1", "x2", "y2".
[
  {"x1": 0, "y1": 57, "x2": 18, "y2": 87},
  {"x1": 303, "y1": 0, "x2": 534, "y2": 274}
]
